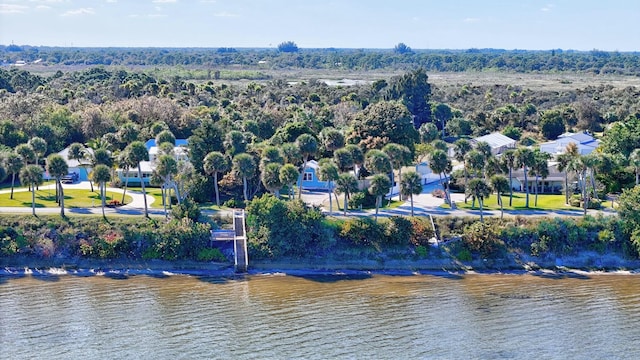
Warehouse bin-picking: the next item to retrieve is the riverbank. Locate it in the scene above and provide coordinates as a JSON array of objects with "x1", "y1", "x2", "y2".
[{"x1": 3, "y1": 250, "x2": 640, "y2": 278}]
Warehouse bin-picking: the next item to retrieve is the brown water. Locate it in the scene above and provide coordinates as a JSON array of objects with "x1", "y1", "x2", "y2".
[{"x1": 2, "y1": 270, "x2": 640, "y2": 359}]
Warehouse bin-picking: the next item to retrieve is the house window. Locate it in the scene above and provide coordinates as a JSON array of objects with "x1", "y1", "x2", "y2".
[{"x1": 303, "y1": 172, "x2": 313, "y2": 181}]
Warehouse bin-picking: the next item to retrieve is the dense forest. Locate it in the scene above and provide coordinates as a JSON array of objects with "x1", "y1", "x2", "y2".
[{"x1": 3, "y1": 46, "x2": 640, "y2": 263}]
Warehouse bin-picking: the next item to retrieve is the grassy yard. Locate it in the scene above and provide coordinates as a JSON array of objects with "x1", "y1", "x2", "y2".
[
  {"x1": 0, "y1": 188, "x2": 133, "y2": 208},
  {"x1": 125, "y1": 186, "x2": 169, "y2": 209},
  {"x1": 454, "y1": 193, "x2": 613, "y2": 211}
]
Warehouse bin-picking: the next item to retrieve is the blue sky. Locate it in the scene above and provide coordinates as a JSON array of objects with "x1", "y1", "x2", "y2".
[{"x1": 1, "y1": 0, "x2": 639, "y2": 51}]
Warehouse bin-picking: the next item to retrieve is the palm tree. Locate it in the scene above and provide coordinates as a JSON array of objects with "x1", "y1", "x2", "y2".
[
  {"x1": 466, "y1": 178, "x2": 491, "y2": 222},
  {"x1": 68, "y1": 142, "x2": 88, "y2": 180},
  {"x1": 19, "y1": 165, "x2": 43, "y2": 216},
  {"x1": 382, "y1": 143, "x2": 411, "y2": 201},
  {"x1": 125, "y1": 141, "x2": 149, "y2": 217},
  {"x1": 203, "y1": 151, "x2": 229, "y2": 206},
  {"x1": 259, "y1": 146, "x2": 283, "y2": 171},
  {"x1": 369, "y1": 174, "x2": 391, "y2": 222},
  {"x1": 116, "y1": 150, "x2": 135, "y2": 204},
  {"x1": 364, "y1": 149, "x2": 392, "y2": 175},
  {"x1": 501, "y1": 149, "x2": 516, "y2": 206},
  {"x1": 232, "y1": 153, "x2": 257, "y2": 202},
  {"x1": 531, "y1": 150, "x2": 550, "y2": 207},
  {"x1": 317, "y1": 161, "x2": 339, "y2": 213},
  {"x1": 453, "y1": 139, "x2": 472, "y2": 203},
  {"x1": 335, "y1": 173, "x2": 358, "y2": 216},
  {"x1": 320, "y1": 127, "x2": 345, "y2": 153},
  {"x1": 5, "y1": 152, "x2": 23, "y2": 200},
  {"x1": 345, "y1": 144, "x2": 364, "y2": 178},
  {"x1": 515, "y1": 147, "x2": 535, "y2": 208},
  {"x1": 429, "y1": 149, "x2": 452, "y2": 205},
  {"x1": 279, "y1": 164, "x2": 300, "y2": 200},
  {"x1": 630, "y1": 148, "x2": 640, "y2": 186},
  {"x1": 490, "y1": 175, "x2": 510, "y2": 219},
  {"x1": 46, "y1": 154, "x2": 68, "y2": 217},
  {"x1": 28, "y1": 137, "x2": 47, "y2": 167},
  {"x1": 155, "y1": 154, "x2": 178, "y2": 218},
  {"x1": 401, "y1": 171, "x2": 423, "y2": 217},
  {"x1": 556, "y1": 153, "x2": 572, "y2": 205},
  {"x1": 91, "y1": 164, "x2": 111, "y2": 218},
  {"x1": 261, "y1": 163, "x2": 283, "y2": 197},
  {"x1": 15, "y1": 143, "x2": 35, "y2": 167},
  {"x1": 295, "y1": 134, "x2": 318, "y2": 199},
  {"x1": 333, "y1": 147, "x2": 354, "y2": 174},
  {"x1": 568, "y1": 155, "x2": 590, "y2": 215}
]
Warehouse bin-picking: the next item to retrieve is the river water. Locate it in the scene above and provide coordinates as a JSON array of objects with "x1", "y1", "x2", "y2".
[{"x1": 2, "y1": 270, "x2": 640, "y2": 359}]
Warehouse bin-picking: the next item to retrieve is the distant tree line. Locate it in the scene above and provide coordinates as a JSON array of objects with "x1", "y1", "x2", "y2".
[{"x1": 3, "y1": 46, "x2": 640, "y2": 74}]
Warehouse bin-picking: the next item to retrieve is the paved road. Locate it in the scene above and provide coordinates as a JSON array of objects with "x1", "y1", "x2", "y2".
[{"x1": 0, "y1": 180, "x2": 616, "y2": 219}]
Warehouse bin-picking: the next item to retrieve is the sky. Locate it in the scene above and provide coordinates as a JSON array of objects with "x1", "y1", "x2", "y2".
[{"x1": 1, "y1": 0, "x2": 639, "y2": 51}]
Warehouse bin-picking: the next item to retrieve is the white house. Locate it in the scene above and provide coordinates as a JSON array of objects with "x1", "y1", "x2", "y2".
[
  {"x1": 116, "y1": 139, "x2": 189, "y2": 186},
  {"x1": 472, "y1": 132, "x2": 517, "y2": 155},
  {"x1": 539, "y1": 132, "x2": 599, "y2": 156},
  {"x1": 54, "y1": 146, "x2": 93, "y2": 181}
]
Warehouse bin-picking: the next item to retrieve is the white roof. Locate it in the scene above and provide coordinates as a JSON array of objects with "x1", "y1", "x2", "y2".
[
  {"x1": 473, "y1": 132, "x2": 516, "y2": 149},
  {"x1": 304, "y1": 160, "x2": 319, "y2": 170},
  {"x1": 558, "y1": 132, "x2": 594, "y2": 144},
  {"x1": 58, "y1": 147, "x2": 92, "y2": 168}
]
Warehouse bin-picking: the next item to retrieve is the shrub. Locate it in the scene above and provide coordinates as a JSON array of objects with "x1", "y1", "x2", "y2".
[
  {"x1": 197, "y1": 248, "x2": 227, "y2": 262},
  {"x1": 349, "y1": 192, "x2": 366, "y2": 209},
  {"x1": 383, "y1": 216, "x2": 413, "y2": 246},
  {"x1": 339, "y1": 217, "x2": 383, "y2": 247},
  {"x1": 462, "y1": 221, "x2": 503, "y2": 257},
  {"x1": 171, "y1": 197, "x2": 201, "y2": 221},
  {"x1": 409, "y1": 217, "x2": 435, "y2": 246},
  {"x1": 415, "y1": 245, "x2": 428, "y2": 258},
  {"x1": 456, "y1": 248, "x2": 472, "y2": 262}
]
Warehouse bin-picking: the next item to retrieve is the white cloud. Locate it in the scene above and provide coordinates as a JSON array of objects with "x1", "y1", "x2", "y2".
[
  {"x1": 152, "y1": 0, "x2": 177, "y2": 3},
  {"x1": 541, "y1": 4, "x2": 555, "y2": 12},
  {"x1": 35, "y1": 5, "x2": 51, "y2": 10},
  {"x1": 105, "y1": 0, "x2": 117, "y2": 3},
  {"x1": 61, "y1": 7, "x2": 95, "y2": 16},
  {"x1": 214, "y1": 11, "x2": 238, "y2": 17},
  {"x1": 0, "y1": 4, "x2": 28, "y2": 13},
  {"x1": 463, "y1": 17, "x2": 480, "y2": 23}
]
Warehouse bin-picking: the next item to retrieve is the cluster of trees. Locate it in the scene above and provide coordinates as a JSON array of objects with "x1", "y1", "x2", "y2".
[{"x1": 4, "y1": 46, "x2": 640, "y2": 74}]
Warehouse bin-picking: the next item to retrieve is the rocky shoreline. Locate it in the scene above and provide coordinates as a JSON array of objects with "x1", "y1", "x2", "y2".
[{"x1": 2, "y1": 251, "x2": 640, "y2": 278}]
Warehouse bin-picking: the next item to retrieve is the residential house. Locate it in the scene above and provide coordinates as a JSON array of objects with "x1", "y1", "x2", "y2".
[
  {"x1": 510, "y1": 162, "x2": 565, "y2": 194},
  {"x1": 52, "y1": 146, "x2": 93, "y2": 181},
  {"x1": 539, "y1": 132, "x2": 599, "y2": 157},
  {"x1": 300, "y1": 160, "x2": 333, "y2": 190},
  {"x1": 472, "y1": 132, "x2": 517, "y2": 155},
  {"x1": 116, "y1": 139, "x2": 189, "y2": 186}
]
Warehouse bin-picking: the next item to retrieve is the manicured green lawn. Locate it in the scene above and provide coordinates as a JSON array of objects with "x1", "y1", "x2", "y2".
[
  {"x1": 454, "y1": 193, "x2": 570, "y2": 211},
  {"x1": 0, "y1": 188, "x2": 133, "y2": 208},
  {"x1": 125, "y1": 186, "x2": 167, "y2": 208}
]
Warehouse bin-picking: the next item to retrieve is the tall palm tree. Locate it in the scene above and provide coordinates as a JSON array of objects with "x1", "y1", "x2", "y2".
[
  {"x1": 568, "y1": 155, "x2": 590, "y2": 216},
  {"x1": 429, "y1": 149, "x2": 452, "y2": 205},
  {"x1": 531, "y1": 150, "x2": 550, "y2": 207},
  {"x1": 116, "y1": 149, "x2": 135, "y2": 204},
  {"x1": 333, "y1": 147, "x2": 354, "y2": 174},
  {"x1": 515, "y1": 147, "x2": 535, "y2": 208},
  {"x1": 335, "y1": 173, "x2": 358, "y2": 216},
  {"x1": 295, "y1": 134, "x2": 318, "y2": 199},
  {"x1": 155, "y1": 154, "x2": 178, "y2": 217},
  {"x1": 125, "y1": 141, "x2": 149, "y2": 217},
  {"x1": 345, "y1": 144, "x2": 364, "y2": 178},
  {"x1": 317, "y1": 161, "x2": 339, "y2": 213},
  {"x1": 203, "y1": 151, "x2": 229, "y2": 206},
  {"x1": 261, "y1": 163, "x2": 283, "y2": 197},
  {"x1": 630, "y1": 148, "x2": 640, "y2": 186},
  {"x1": 68, "y1": 142, "x2": 87, "y2": 180},
  {"x1": 91, "y1": 164, "x2": 112, "y2": 218},
  {"x1": 490, "y1": 174, "x2": 510, "y2": 219},
  {"x1": 453, "y1": 139, "x2": 472, "y2": 203},
  {"x1": 279, "y1": 164, "x2": 300, "y2": 200},
  {"x1": 401, "y1": 171, "x2": 423, "y2": 217},
  {"x1": 556, "y1": 153, "x2": 572, "y2": 205},
  {"x1": 466, "y1": 178, "x2": 491, "y2": 222},
  {"x1": 46, "y1": 154, "x2": 68, "y2": 217},
  {"x1": 28, "y1": 137, "x2": 47, "y2": 167},
  {"x1": 382, "y1": 143, "x2": 411, "y2": 201},
  {"x1": 19, "y1": 165, "x2": 43, "y2": 216},
  {"x1": 232, "y1": 153, "x2": 257, "y2": 202},
  {"x1": 501, "y1": 149, "x2": 517, "y2": 206},
  {"x1": 5, "y1": 152, "x2": 23, "y2": 200},
  {"x1": 319, "y1": 127, "x2": 345, "y2": 153},
  {"x1": 369, "y1": 174, "x2": 391, "y2": 222}
]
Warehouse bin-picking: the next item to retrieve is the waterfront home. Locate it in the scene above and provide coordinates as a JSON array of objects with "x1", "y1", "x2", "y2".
[
  {"x1": 539, "y1": 132, "x2": 599, "y2": 157},
  {"x1": 472, "y1": 132, "x2": 517, "y2": 155},
  {"x1": 300, "y1": 160, "x2": 333, "y2": 190},
  {"x1": 55, "y1": 146, "x2": 93, "y2": 181},
  {"x1": 116, "y1": 139, "x2": 189, "y2": 186},
  {"x1": 511, "y1": 162, "x2": 565, "y2": 194}
]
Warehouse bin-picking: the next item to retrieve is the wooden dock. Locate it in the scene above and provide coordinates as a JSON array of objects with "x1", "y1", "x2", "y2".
[{"x1": 210, "y1": 209, "x2": 248, "y2": 273}]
